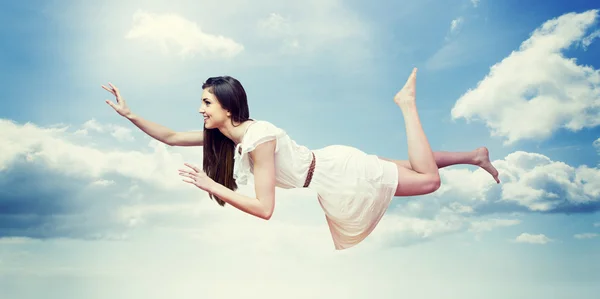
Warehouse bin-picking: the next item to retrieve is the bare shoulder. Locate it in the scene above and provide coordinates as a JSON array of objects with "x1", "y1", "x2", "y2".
[{"x1": 167, "y1": 131, "x2": 204, "y2": 146}]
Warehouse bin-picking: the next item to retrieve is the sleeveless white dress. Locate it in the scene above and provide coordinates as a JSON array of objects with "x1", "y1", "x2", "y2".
[{"x1": 233, "y1": 120, "x2": 399, "y2": 250}]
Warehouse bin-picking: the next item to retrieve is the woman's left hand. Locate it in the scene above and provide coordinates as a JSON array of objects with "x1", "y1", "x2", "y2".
[{"x1": 179, "y1": 163, "x2": 215, "y2": 192}]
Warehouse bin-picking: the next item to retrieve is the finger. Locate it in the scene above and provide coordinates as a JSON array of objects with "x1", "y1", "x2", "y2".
[
  {"x1": 105, "y1": 100, "x2": 117, "y2": 109},
  {"x1": 101, "y1": 85, "x2": 116, "y2": 95},
  {"x1": 184, "y1": 163, "x2": 200, "y2": 173},
  {"x1": 103, "y1": 84, "x2": 116, "y2": 92},
  {"x1": 179, "y1": 171, "x2": 195, "y2": 178},
  {"x1": 179, "y1": 172, "x2": 195, "y2": 179},
  {"x1": 182, "y1": 179, "x2": 195, "y2": 184},
  {"x1": 109, "y1": 82, "x2": 121, "y2": 97}
]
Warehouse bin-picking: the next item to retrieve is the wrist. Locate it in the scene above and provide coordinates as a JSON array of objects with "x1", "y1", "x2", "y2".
[
  {"x1": 125, "y1": 112, "x2": 136, "y2": 120},
  {"x1": 206, "y1": 179, "x2": 219, "y2": 194}
]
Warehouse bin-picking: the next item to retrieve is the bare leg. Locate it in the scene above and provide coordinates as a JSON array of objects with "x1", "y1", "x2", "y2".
[
  {"x1": 379, "y1": 146, "x2": 500, "y2": 184},
  {"x1": 391, "y1": 68, "x2": 441, "y2": 197}
]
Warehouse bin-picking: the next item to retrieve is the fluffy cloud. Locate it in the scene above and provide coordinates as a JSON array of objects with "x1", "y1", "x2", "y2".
[
  {"x1": 371, "y1": 212, "x2": 520, "y2": 248},
  {"x1": 1, "y1": 118, "x2": 597, "y2": 248},
  {"x1": 574, "y1": 233, "x2": 598, "y2": 239},
  {"x1": 581, "y1": 29, "x2": 600, "y2": 49},
  {"x1": 125, "y1": 10, "x2": 244, "y2": 59},
  {"x1": 255, "y1": 2, "x2": 369, "y2": 56},
  {"x1": 74, "y1": 119, "x2": 134, "y2": 142},
  {"x1": 450, "y1": 17, "x2": 464, "y2": 35},
  {"x1": 514, "y1": 233, "x2": 553, "y2": 244},
  {"x1": 451, "y1": 10, "x2": 600, "y2": 144},
  {"x1": 469, "y1": 218, "x2": 522, "y2": 234},
  {"x1": 369, "y1": 198, "x2": 522, "y2": 248},
  {"x1": 0, "y1": 119, "x2": 189, "y2": 187},
  {"x1": 0, "y1": 118, "x2": 212, "y2": 239},
  {"x1": 0, "y1": 118, "x2": 333, "y2": 246},
  {"x1": 434, "y1": 151, "x2": 600, "y2": 213}
]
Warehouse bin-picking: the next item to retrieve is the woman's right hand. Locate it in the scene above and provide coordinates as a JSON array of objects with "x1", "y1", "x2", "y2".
[{"x1": 102, "y1": 82, "x2": 132, "y2": 118}]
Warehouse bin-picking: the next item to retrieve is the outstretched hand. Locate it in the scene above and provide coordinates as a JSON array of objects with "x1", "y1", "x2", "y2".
[
  {"x1": 179, "y1": 163, "x2": 216, "y2": 192},
  {"x1": 102, "y1": 82, "x2": 132, "y2": 118}
]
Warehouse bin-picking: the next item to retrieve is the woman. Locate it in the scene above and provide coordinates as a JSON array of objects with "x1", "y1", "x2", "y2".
[{"x1": 102, "y1": 68, "x2": 500, "y2": 250}]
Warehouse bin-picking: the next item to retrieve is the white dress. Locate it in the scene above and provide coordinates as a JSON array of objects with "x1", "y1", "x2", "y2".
[{"x1": 234, "y1": 120, "x2": 399, "y2": 250}]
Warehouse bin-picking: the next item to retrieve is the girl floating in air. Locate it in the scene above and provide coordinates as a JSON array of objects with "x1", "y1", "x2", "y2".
[{"x1": 102, "y1": 68, "x2": 500, "y2": 250}]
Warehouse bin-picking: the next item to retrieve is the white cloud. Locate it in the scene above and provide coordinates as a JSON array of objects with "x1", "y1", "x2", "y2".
[
  {"x1": 258, "y1": 13, "x2": 292, "y2": 37},
  {"x1": 371, "y1": 213, "x2": 466, "y2": 247},
  {"x1": 125, "y1": 10, "x2": 244, "y2": 59},
  {"x1": 469, "y1": 218, "x2": 521, "y2": 233},
  {"x1": 0, "y1": 118, "x2": 331, "y2": 244},
  {"x1": 255, "y1": 2, "x2": 369, "y2": 56},
  {"x1": 110, "y1": 126, "x2": 135, "y2": 142},
  {"x1": 0, "y1": 117, "x2": 524, "y2": 251},
  {"x1": 0, "y1": 237, "x2": 38, "y2": 245},
  {"x1": 1, "y1": 117, "x2": 597, "y2": 250},
  {"x1": 450, "y1": 17, "x2": 464, "y2": 34},
  {"x1": 74, "y1": 119, "x2": 135, "y2": 142},
  {"x1": 574, "y1": 233, "x2": 598, "y2": 239},
  {"x1": 451, "y1": 10, "x2": 600, "y2": 144},
  {"x1": 0, "y1": 118, "x2": 190, "y2": 189},
  {"x1": 370, "y1": 203, "x2": 521, "y2": 247},
  {"x1": 581, "y1": 29, "x2": 600, "y2": 49},
  {"x1": 594, "y1": 138, "x2": 600, "y2": 154},
  {"x1": 82, "y1": 119, "x2": 104, "y2": 133},
  {"x1": 90, "y1": 179, "x2": 115, "y2": 187},
  {"x1": 514, "y1": 233, "x2": 553, "y2": 244},
  {"x1": 5, "y1": 227, "x2": 591, "y2": 299},
  {"x1": 435, "y1": 150, "x2": 600, "y2": 213},
  {"x1": 594, "y1": 222, "x2": 600, "y2": 227},
  {"x1": 471, "y1": 0, "x2": 480, "y2": 7},
  {"x1": 0, "y1": 117, "x2": 597, "y2": 299},
  {"x1": 257, "y1": 13, "x2": 300, "y2": 52}
]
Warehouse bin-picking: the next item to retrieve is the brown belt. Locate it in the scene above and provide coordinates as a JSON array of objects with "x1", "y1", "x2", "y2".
[{"x1": 303, "y1": 152, "x2": 316, "y2": 188}]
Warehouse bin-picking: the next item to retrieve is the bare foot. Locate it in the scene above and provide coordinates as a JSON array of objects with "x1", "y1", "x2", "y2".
[
  {"x1": 474, "y1": 147, "x2": 500, "y2": 184},
  {"x1": 394, "y1": 68, "x2": 417, "y2": 110}
]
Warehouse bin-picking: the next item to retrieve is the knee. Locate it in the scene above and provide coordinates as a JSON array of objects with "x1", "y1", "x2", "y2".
[{"x1": 427, "y1": 174, "x2": 441, "y2": 193}]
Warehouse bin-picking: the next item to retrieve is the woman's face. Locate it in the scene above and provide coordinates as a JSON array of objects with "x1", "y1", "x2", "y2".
[{"x1": 199, "y1": 88, "x2": 230, "y2": 129}]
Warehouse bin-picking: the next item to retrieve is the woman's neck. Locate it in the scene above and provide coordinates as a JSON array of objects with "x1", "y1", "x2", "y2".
[{"x1": 219, "y1": 119, "x2": 255, "y2": 145}]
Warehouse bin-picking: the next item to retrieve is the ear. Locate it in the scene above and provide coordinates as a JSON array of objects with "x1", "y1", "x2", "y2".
[{"x1": 226, "y1": 111, "x2": 231, "y2": 117}]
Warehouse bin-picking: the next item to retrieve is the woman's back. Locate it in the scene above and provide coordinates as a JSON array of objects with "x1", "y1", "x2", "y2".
[{"x1": 234, "y1": 120, "x2": 315, "y2": 189}]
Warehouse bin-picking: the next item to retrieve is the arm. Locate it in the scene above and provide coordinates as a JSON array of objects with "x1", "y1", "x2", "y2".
[
  {"x1": 126, "y1": 113, "x2": 204, "y2": 147},
  {"x1": 102, "y1": 82, "x2": 203, "y2": 147},
  {"x1": 200, "y1": 140, "x2": 277, "y2": 220}
]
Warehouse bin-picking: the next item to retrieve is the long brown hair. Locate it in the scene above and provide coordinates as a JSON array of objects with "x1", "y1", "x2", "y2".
[{"x1": 202, "y1": 76, "x2": 251, "y2": 206}]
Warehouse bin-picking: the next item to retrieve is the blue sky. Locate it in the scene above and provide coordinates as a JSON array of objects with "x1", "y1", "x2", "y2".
[{"x1": 1, "y1": 0, "x2": 599, "y2": 298}]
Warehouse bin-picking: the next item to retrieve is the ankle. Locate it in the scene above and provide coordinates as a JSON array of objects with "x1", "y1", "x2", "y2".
[
  {"x1": 399, "y1": 103, "x2": 417, "y2": 112},
  {"x1": 472, "y1": 147, "x2": 487, "y2": 165}
]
